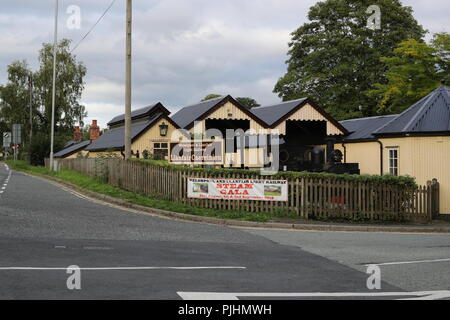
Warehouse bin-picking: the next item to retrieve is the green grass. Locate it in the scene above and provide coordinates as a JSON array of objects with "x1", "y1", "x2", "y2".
[{"x1": 3, "y1": 160, "x2": 299, "y2": 223}]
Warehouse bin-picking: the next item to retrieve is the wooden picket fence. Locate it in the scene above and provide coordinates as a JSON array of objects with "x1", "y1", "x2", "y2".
[{"x1": 48, "y1": 158, "x2": 439, "y2": 222}]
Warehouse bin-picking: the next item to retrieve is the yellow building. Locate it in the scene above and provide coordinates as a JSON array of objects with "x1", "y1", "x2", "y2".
[
  {"x1": 85, "y1": 102, "x2": 179, "y2": 159},
  {"x1": 170, "y1": 95, "x2": 348, "y2": 170},
  {"x1": 337, "y1": 86, "x2": 450, "y2": 214}
]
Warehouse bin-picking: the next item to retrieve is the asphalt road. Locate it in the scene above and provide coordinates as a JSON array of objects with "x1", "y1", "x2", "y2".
[{"x1": 0, "y1": 162, "x2": 448, "y2": 300}]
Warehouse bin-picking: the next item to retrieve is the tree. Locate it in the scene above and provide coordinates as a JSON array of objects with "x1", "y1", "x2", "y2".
[
  {"x1": 0, "y1": 60, "x2": 35, "y2": 146},
  {"x1": 274, "y1": 0, "x2": 425, "y2": 120},
  {"x1": 0, "y1": 39, "x2": 87, "y2": 165},
  {"x1": 33, "y1": 39, "x2": 87, "y2": 133},
  {"x1": 431, "y1": 32, "x2": 450, "y2": 85},
  {"x1": 367, "y1": 37, "x2": 444, "y2": 114},
  {"x1": 236, "y1": 97, "x2": 260, "y2": 109},
  {"x1": 201, "y1": 94, "x2": 222, "y2": 101}
]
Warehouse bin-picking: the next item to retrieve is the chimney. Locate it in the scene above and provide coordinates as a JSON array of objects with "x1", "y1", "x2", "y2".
[
  {"x1": 73, "y1": 126, "x2": 82, "y2": 142},
  {"x1": 89, "y1": 120, "x2": 100, "y2": 141}
]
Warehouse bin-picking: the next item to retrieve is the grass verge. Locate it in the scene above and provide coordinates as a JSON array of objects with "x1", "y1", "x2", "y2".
[{"x1": 3, "y1": 160, "x2": 299, "y2": 223}]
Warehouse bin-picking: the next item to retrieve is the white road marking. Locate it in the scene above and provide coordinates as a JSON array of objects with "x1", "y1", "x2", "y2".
[
  {"x1": 0, "y1": 266, "x2": 246, "y2": 271},
  {"x1": 0, "y1": 166, "x2": 12, "y2": 197},
  {"x1": 177, "y1": 290, "x2": 450, "y2": 300},
  {"x1": 83, "y1": 246, "x2": 114, "y2": 250},
  {"x1": 365, "y1": 258, "x2": 450, "y2": 267}
]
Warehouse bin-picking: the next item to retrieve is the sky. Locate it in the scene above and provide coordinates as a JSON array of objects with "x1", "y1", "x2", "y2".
[{"x1": 0, "y1": 0, "x2": 449, "y2": 128}]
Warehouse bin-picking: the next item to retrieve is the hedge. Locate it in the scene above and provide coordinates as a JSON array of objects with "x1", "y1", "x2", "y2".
[{"x1": 130, "y1": 159, "x2": 417, "y2": 188}]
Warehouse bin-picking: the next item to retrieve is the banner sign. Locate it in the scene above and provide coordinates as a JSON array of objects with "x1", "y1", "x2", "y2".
[
  {"x1": 188, "y1": 178, "x2": 288, "y2": 201},
  {"x1": 170, "y1": 141, "x2": 223, "y2": 165}
]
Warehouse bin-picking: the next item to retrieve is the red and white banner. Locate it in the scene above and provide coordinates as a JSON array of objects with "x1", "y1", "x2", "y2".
[{"x1": 187, "y1": 178, "x2": 288, "y2": 202}]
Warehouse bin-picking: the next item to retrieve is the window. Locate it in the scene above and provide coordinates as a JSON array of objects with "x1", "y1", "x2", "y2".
[
  {"x1": 388, "y1": 148, "x2": 399, "y2": 176},
  {"x1": 153, "y1": 142, "x2": 169, "y2": 159}
]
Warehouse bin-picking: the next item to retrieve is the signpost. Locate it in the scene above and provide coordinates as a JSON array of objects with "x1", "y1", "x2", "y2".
[
  {"x1": 2, "y1": 132, "x2": 11, "y2": 148},
  {"x1": 2, "y1": 132, "x2": 11, "y2": 160},
  {"x1": 12, "y1": 124, "x2": 22, "y2": 161}
]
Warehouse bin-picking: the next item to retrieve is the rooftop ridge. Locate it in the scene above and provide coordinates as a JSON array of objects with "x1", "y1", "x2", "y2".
[
  {"x1": 340, "y1": 114, "x2": 398, "y2": 123},
  {"x1": 252, "y1": 98, "x2": 307, "y2": 110},
  {"x1": 402, "y1": 89, "x2": 440, "y2": 132},
  {"x1": 176, "y1": 96, "x2": 226, "y2": 112}
]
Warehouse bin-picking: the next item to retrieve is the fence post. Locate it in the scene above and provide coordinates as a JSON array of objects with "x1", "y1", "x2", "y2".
[{"x1": 430, "y1": 179, "x2": 440, "y2": 219}]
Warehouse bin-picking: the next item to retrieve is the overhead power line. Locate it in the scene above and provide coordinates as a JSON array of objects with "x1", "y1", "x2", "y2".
[{"x1": 71, "y1": 0, "x2": 117, "y2": 53}]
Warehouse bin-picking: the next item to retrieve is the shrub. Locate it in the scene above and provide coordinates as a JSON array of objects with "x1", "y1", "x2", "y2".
[{"x1": 131, "y1": 158, "x2": 417, "y2": 188}]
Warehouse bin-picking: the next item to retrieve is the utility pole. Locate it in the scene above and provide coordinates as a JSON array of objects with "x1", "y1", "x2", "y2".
[
  {"x1": 29, "y1": 73, "x2": 33, "y2": 149},
  {"x1": 124, "y1": 0, "x2": 132, "y2": 159},
  {"x1": 49, "y1": 0, "x2": 59, "y2": 170}
]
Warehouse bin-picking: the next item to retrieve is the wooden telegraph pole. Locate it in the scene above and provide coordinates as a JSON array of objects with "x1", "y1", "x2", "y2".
[{"x1": 124, "y1": 0, "x2": 132, "y2": 159}]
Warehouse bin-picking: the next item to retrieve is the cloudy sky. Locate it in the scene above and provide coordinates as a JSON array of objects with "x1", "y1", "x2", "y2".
[{"x1": 0, "y1": 0, "x2": 448, "y2": 128}]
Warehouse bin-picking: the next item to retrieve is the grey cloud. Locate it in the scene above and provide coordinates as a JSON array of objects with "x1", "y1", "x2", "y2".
[{"x1": 1, "y1": 0, "x2": 449, "y2": 128}]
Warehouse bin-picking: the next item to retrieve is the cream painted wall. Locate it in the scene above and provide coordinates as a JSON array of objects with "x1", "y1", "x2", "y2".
[
  {"x1": 273, "y1": 103, "x2": 344, "y2": 136},
  {"x1": 132, "y1": 117, "x2": 178, "y2": 154},
  {"x1": 191, "y1": 101, "x2": 345, "y2": 137},
  {"x1": 380, "y1": 136, "x2": 450, "y2": 214},
  {"x1": 190, "y1": 101, "x2": 265, "y2": 135},
  {"x1": 335, "y1": 142, "x2": 381, "y2": 175},
  {"x1": 338, "y1": 136, "x2": 450, "y2": 214}
]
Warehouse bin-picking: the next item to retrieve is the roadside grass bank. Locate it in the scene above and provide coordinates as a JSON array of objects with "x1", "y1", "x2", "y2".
[{"x1": 3, "y1": 160, "x2": 299, "y2": 223}]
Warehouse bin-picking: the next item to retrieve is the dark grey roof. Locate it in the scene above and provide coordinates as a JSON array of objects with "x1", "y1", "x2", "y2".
[
  {"x1": 250, "y1": 98, "x2": 307, "y2": 126},
  {"x1": 87, "y1": 113, "x2": 163, "y2": 151},
  {"x1": 374, "y1": 86, "x2": 450, "y2": 135},
  {"x1": 54, "y1": 140, "x2": 91, "y2": 158},
  {"x1": 63, "y1": 140, "x2": 75, "y2": 148},
  {"x1": 340, "y1": 115, "x2": 398, "y2": 141},
  {"x1": 171, "y1": 96, "x2": 227, "y2": 129},
  {"x1": 107, "y1": 103, "x2": 160, "y2": 126}
]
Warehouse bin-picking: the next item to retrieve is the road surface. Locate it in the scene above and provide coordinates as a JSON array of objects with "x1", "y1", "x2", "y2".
[{"x1": 0, "y1": 162, "x2": 449, "y2": 300}]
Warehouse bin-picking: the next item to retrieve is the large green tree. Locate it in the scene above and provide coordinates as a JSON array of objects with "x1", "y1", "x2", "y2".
[
  {"x1": 33, "y1": 38, "x2": 87, "y2": 132},
  {"x1": 274, "y1": 0, "x2": 425, "y2": 120},
  {"x1": 236, "y1": 97, "x2": 260, "y2": 109},
  {"x1": 0, "y1": 60, "x2": 35, "y2": 146},
  {"x1": 0, "y1": 39, "x2": 87, "y2": 164},
  {"x1": 368, "y1": 33, "x2": 450, "y2": 114}
]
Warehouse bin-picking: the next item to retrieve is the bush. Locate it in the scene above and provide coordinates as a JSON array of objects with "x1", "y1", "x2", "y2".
[
  {"x1": 28, "y1": 133, "x2": 68, "y2": 166},
  {"x1": 131, "y1": 158, "x2": 417, "y2": 188}
]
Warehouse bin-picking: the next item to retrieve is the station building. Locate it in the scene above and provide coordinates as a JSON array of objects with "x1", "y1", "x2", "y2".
[{"x1": 54, "y1": 86, "x2": 450, "y2": 214}]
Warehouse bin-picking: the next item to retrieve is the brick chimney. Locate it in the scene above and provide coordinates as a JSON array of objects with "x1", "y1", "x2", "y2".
[
  {"x1": 73, "y1": 126, "x2": 82, "y2": 143},
  {"x1": 89, "y1": 120, "x2": 100, "y2": 141}
]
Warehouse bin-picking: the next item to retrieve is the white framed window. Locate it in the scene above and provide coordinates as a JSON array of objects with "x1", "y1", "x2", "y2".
[{"x1": 388, "y1": 148, "x2": 399, "y2": 176}]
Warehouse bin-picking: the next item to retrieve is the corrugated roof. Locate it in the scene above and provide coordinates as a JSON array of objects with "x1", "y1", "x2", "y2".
[
  {"x1": 107, "y1": 103, "x2": 160, "y2": 126},
  {"x1": 340, "y1": 115, "x2": 398, "y2": 141},
  {"x1": 87, "y1": 113, "x2": 163, "y2": 151},
  {"x1": 250, "y1": 98, "x2": 307, "y2": 126},
  {"x1": 54, "y1": 140, "x2": 91, "y2": 158},
  {"x1": 171, "y1": 96, "x2": 227, "y2": 129},
  {"x1": 374, "y1": 86, "x2": 450, "y2": 135}
]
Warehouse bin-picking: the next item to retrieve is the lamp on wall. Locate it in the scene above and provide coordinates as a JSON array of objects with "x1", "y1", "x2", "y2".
[{"x1": 159, "y1": 122, "x2": 169, "y2": 137}]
